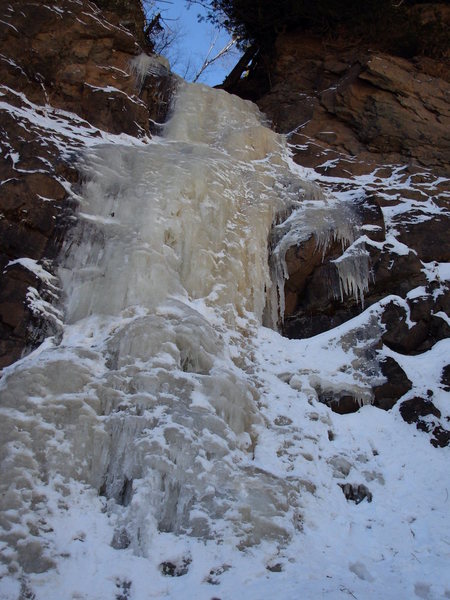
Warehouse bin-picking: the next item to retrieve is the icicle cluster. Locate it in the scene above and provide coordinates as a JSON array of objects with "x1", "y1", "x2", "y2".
[
  {"x1": 332, "y1": 243, "x2": 371, "y2": 306},
  {"x1": 268, "y1": 196, "x2": 370, "y2": 327},
  {"x1": 130, "y1": 53, "x2": 170, "y2": 91}
]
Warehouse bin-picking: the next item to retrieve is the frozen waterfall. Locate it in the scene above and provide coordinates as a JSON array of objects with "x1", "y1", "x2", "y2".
[{"x1": 0, "y1": 79, "x2": 372, "y2": 579}]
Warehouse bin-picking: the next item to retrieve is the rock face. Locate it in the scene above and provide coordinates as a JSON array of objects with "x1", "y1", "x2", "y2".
[
  {"x1": 233, "y1": 19, "x2": 450, "y2": 424},
  {"x1": 0, "y1": 0, "x2": 173, "y2": 368},
  {"x1": 253, "y1": 26, "x2": 450, "y2": 173},
  {"x1": 400, "y1": 396, "x2": 450, "y2": 448}
]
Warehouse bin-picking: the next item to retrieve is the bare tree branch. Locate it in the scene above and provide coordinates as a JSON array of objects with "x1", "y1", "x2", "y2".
[{"x1": 193, "y1": 36, "x2": 237, "y2": 82}]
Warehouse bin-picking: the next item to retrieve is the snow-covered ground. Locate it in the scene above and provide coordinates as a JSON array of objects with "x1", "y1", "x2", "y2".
[{"x1": 0, "y1": 70, "x2": 449, "y2": 600}]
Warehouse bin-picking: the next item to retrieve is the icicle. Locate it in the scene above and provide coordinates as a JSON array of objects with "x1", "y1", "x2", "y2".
[
  {"x1": 332, "y1": 243, "x2": 371, "y2": 306},
  {"x1": 130, "y1": 53, "x2": 171, "y2": 91},
  {"x1": 267, "y1": 198, "x2": 361, "y2": 327}
]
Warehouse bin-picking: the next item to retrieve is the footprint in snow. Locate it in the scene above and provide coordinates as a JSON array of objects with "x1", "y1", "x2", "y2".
[{"x1": 349, "y1": 561, "x2": 375, "y2": 582}]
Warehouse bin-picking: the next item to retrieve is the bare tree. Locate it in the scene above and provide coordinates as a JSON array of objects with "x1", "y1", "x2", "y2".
[{"x1": 144, "y1": 0, "x2": 241, "y2": 84}]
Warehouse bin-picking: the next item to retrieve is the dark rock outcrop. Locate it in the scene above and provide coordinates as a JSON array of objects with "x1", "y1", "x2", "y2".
[
  {"x1": 400, "y1": 396, "x2": 450, "y2": 448},
  {"x1": 442, "y1": 365, "x2": 450, "y2": 392},
  {"x1": 339, "y1": 482, "x2": 373, "y2": 504},
  {"x1": 373, "y1": 357, "x2": 412, "y2": 411}
]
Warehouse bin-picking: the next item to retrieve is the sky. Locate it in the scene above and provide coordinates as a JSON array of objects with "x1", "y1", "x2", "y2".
[{"x1": 151, "y1": 0, "x2": 241, "y2": 86}]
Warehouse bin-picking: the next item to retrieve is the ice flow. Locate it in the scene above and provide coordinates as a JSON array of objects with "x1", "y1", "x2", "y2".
[{"x1": 0, "y1": 80, "x2": 367, "y2": 572}]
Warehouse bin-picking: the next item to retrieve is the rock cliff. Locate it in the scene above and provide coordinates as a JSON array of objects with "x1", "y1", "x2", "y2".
[{"x1": 230, "y1": 14, "x2": 449, "y2": 428}]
